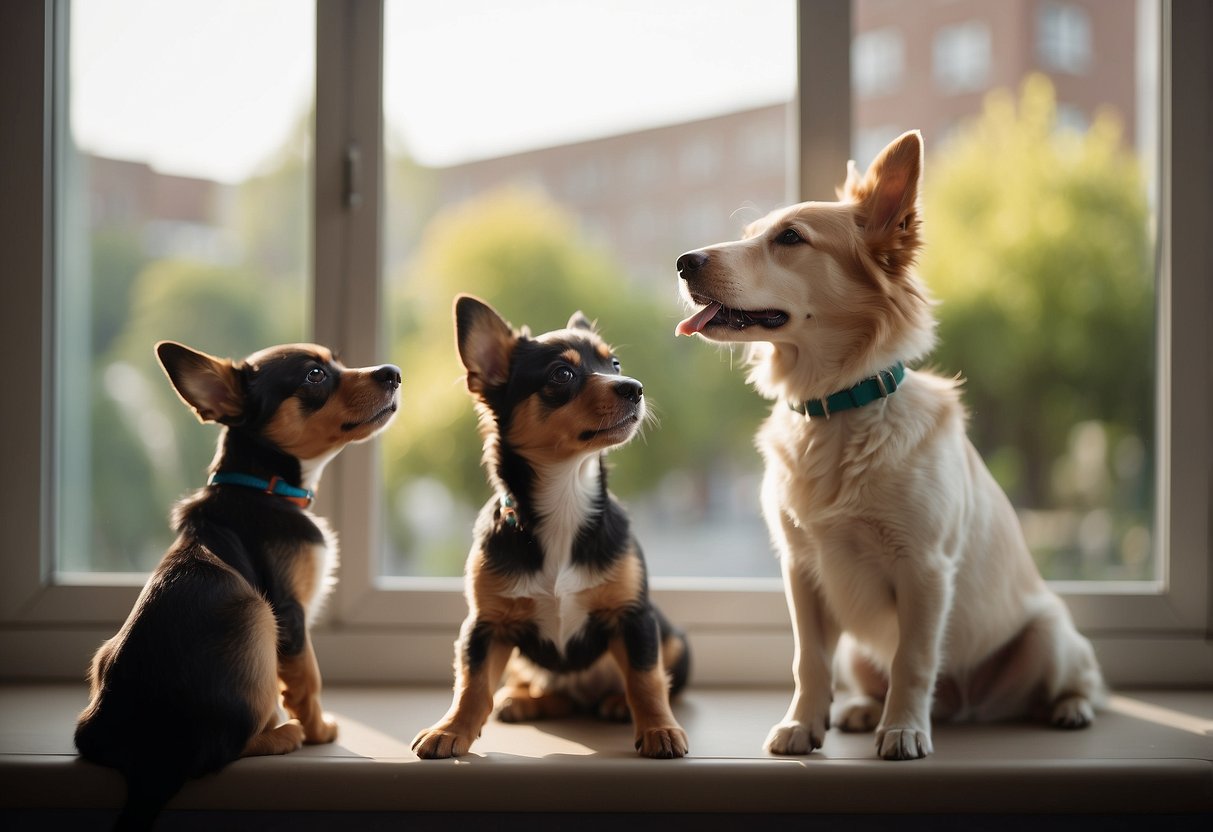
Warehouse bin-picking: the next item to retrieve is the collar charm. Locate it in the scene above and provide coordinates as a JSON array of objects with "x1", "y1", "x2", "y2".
[{"x1": 500, "y1": 493, "x2": 520, "y2": 528}]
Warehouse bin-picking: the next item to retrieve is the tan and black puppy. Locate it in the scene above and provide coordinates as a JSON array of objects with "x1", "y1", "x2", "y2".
[
  {"x1": 75, "y1": 341, "x2": 399, "y2": 829},
  {"x1": 413, "y1": 295, "x2": 689, "y2": 760}
]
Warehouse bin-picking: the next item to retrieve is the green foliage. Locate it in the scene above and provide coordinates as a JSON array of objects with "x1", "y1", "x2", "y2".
[
  {"x1": 921, "y1": 75, "x2": 1154, "y2": 578},
  {"x1": 87, "y1": 258, "x2": 303, "y2": 571}
]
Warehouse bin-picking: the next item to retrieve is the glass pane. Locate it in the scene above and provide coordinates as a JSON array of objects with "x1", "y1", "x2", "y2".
[
  {"x1": 381, "y1": 0, "x2": 796, "y2": 577},
  {"x1": 854, "y1": 0, "x2": 1158, "y2": 581},
  {"x1": 55, "y1": 0, "x2": 314, "y2": 573}
]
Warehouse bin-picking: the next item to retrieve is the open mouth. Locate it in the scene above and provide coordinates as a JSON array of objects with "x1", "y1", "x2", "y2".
[
  {"x1": 341, "y1": 402, "x2": 397, "y2": 432},
  {"x1": 578, "y1": 414, "x2": 639, "y2": 443},
  {"x1": 675, "y1": 298, "x2": 790, "y2": 336}
]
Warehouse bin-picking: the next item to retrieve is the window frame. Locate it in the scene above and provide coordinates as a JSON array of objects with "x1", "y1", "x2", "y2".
[{"x1": 0, "y1": 0, "x2": 1208, "y2": 686}]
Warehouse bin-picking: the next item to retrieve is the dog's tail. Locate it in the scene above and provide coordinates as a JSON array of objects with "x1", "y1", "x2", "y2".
[{"x1": 112, "y1": 765, "x2": 188, "y2": 832}]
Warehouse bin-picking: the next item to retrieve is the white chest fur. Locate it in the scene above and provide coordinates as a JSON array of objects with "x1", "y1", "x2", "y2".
[{"x1": 504, "y1": 456, "x2": 608, "y2": 650}]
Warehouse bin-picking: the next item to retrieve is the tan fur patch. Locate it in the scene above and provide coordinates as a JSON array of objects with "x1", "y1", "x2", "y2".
[
  {"x1": 578, "y1": 547, "x2": 645, "y2": 620},
  {"x1": 661, "y1": 631, "x2": 686, "y2": 672},
  {"x1": 287, "y1": 543, "x2": 319, "y2": 611},
  {"x1": 506, "y1": 377, "x2": 636, "y2": 464},
  {"x1": 263, "y1": 366, "x2": 395, "y2": 460},
  {"x1": 467, "y1": 551, "x2": 537, "y2": 627}
]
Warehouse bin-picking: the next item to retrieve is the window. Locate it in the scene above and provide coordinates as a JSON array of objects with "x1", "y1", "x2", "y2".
[
  {"x1": 53, "y1": 0, "x2": 314, "y2": 575},
  {"x1": 379, "y1": 0, "x2": 795, "y2": 580},
  {"x1": 1, "y1": 0, "x2": 1209, "y2": 689},
  {"x1": 853, "y1": 27, "x2": 904, "y2": 97},
  {"x1": 1038, "y1": 2, "x2": 1093, "y2": 74},
  {"x1": 933, "y1": 20, "x2": 992, "y2": 93}
]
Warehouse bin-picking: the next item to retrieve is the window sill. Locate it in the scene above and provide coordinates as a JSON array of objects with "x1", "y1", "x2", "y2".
[{"x1": 1, "y1": 684, "x2": 1210, "y2": 826}]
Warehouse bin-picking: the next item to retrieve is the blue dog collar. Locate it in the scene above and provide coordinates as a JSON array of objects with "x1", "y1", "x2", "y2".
[{"x1": 208, "y1": 471, "x2": 314, "y2": 507}]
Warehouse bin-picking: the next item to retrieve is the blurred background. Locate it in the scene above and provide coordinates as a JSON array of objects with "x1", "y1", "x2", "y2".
[{"x1": 57, "y1": 0, "x2": 1157, "y2": 584}]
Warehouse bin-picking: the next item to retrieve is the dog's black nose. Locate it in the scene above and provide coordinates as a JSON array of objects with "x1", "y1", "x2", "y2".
[
  {"x1": 615, "y1": 379, "x2": 643, "y2": 404},
  {"x1": 373, "y1": 365, "x2": 402, "y2": 390},
  {"x1": 676, "y1": 250, "x2": 708, "y2": 276}
]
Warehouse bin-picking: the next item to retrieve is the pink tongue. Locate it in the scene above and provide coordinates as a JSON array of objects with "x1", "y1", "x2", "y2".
[{"x1": 675, "y1": 302, "x2": 722, "y2": 336}]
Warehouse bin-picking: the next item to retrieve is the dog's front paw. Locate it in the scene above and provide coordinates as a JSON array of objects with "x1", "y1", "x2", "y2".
[
  {"x1": 496, "y1": 694, "x2": 542, "y2": 723},
  {"x1": 875, "y1": 725, "x2": 932, "y2": 760},
  {"x1": 1050, "y1": 695, "x2": 1094, "y2": 729},
  {"x1": 412, "y1": 725, "x2": 476, "y2": 759},
  {"x1": 304, "y1": 714, "x2": 339, "y2": 745},
  {"x1": 833, "y1": 696, "x2": 882, "y2": 733},
  {"x1": 596, "y1": 693, "x2": 631, "y2": 723},
  {"x1": 635, "y1": 726, "x2": 688, "y2": 759},
  {"x1": 764, "y1": 714, "x2": 828, "y2": 755}
]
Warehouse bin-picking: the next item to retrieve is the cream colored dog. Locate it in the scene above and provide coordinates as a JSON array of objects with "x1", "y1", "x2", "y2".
[{"x1": 675, "y1": 130, "x2": 1104, "y2": 760}]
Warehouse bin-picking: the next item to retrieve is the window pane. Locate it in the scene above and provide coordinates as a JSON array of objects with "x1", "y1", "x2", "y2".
[
  {"x1": 381, "y1": 0, "x2": 796, "y2": 578},
  {"x1": 855, "y1": 0, "x2": 1159, "y2": 581},
  {"x1": 55, "y1": 0, "x2": 314, "y2": 573},
  {"x1": 381, "y1": 0, "x2": 1157, "y2": 585}
]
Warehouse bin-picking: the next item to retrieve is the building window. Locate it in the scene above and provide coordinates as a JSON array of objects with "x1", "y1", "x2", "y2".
[
  {"x1": 1038, "y1": 2, "x2": 1093, "y2": 74},
  {"x1": 853, "y1": 27, "x2": 904, "y2": 97},
  {"x1": 933, "y1": 20, "x2": 991, "y2": 93}
]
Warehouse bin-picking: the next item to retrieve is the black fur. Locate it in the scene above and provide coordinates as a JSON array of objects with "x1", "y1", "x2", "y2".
[
  {"x1": 460, "y1": 297, "x2": 690, "y2": 693},
  {"x1": 75, "y1": 342, "x2": 399, "y2": 830}
]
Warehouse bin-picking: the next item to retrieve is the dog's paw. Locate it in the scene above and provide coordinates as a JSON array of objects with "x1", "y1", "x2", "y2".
[
  {"x1": 278, "y1": 719, "x2": 306, "y2": 753},
  {"x1": 833, "y1": 696, "x2": 882, "y2": 733},
  {"x1": 635, "y1": 726, "x2": 688, "y2": 759},
  {"x1": 764, "y1": 715, "x2": 827, "y2": 755},
  {"x1": 303, "y1": 714, "x2": 338, "y2": 745},
  {"x1": 1050, "y1": 695, "x2": 1094, "y2": 730},
  {"x1": 875, "y1": 725, "x2": 932, "y2": 760},
  {"x1": 495, "y1": 695, "x2": 542, "y2": 723},
  {"x1": 597, "y1": 693, "x2": 631, "y2": 723},
  {"x1": 412, "y1": 725, "x2": 476, "y2": 759}
]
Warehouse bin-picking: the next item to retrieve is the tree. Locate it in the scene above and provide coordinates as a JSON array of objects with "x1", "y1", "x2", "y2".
[
  {"x1": 920, "y1": 75, "x2": 1154, "y2": 578},
  {"x1": 87, "y1": 259, "x2": 299, "y2": 570}
]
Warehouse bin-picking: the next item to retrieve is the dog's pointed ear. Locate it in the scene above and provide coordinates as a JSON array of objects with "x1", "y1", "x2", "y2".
[
  {"x1": 854, "y1": 130, "x2": 922, "y2": 237},
  {"x1": 566, "y1": 311, "x2": 595, "y2": 332},
  {"x1": 454, "y1": 294, "x2": 518, "y2": 395},
  {"x1": 838, "y1": 159, "x2": 863, "y2": 201},
  {"x1": 156, "y1": 341, "x2": 244, "y2": 424}
]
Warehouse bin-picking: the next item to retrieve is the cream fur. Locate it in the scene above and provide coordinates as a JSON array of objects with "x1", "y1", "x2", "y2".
[{"x1": 677, "y1": 130, "x2": 1104, "y2": 760}]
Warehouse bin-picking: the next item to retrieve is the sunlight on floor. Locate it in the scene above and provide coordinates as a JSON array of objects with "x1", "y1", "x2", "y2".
[{"x1": 1107, "y1": 694, "x2": 1213, "y2": 736}]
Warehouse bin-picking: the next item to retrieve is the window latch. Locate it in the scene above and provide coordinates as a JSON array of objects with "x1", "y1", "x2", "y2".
[{"x1": 344, "y1": 143, "x2": 362, "y2": 210}]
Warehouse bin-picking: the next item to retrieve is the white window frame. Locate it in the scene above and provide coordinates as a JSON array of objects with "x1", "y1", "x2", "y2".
[{"x1": 1, "y1": 0, "x2": 1209, "y2": 687}]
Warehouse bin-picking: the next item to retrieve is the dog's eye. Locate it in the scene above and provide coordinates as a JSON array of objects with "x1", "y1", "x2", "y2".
[
  {"x1": 549, "y1": 366, "x2": 575, "y2": 385},
  {"x1": 775, "y1": 227, "x2": 803, "y2": 245},
  {"x1": 611, "y1": 358, "x2": 622, "y2": 373},
  {"x1": 305, "y1": 368, "x2": 327, "y2": 384}
]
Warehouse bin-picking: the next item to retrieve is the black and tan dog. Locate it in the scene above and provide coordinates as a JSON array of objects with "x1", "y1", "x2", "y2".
[
  {"x1": 412, "y1": 295, "x2": 689, "y2": 759},
  {"x1": 75, "y1": 340, "x2": 399, "y2": 828}
]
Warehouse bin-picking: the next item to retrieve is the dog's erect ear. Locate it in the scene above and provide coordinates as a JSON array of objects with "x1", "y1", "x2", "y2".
[
  {"x1": 853, "y1": 130, "x2": 922, "y2": 237},
  {"x1": 566, "y1": 311, "x2": 595, "y2": 332},
  {"x1": 155, "y1": 341, "x2": 244, "y2": 424},
  {"x1": 454, "y1": 294, "x2": 518, "y2": 395},
  {"x1": 838, "y1": 159, "x2": 863, "y2": 201}
]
